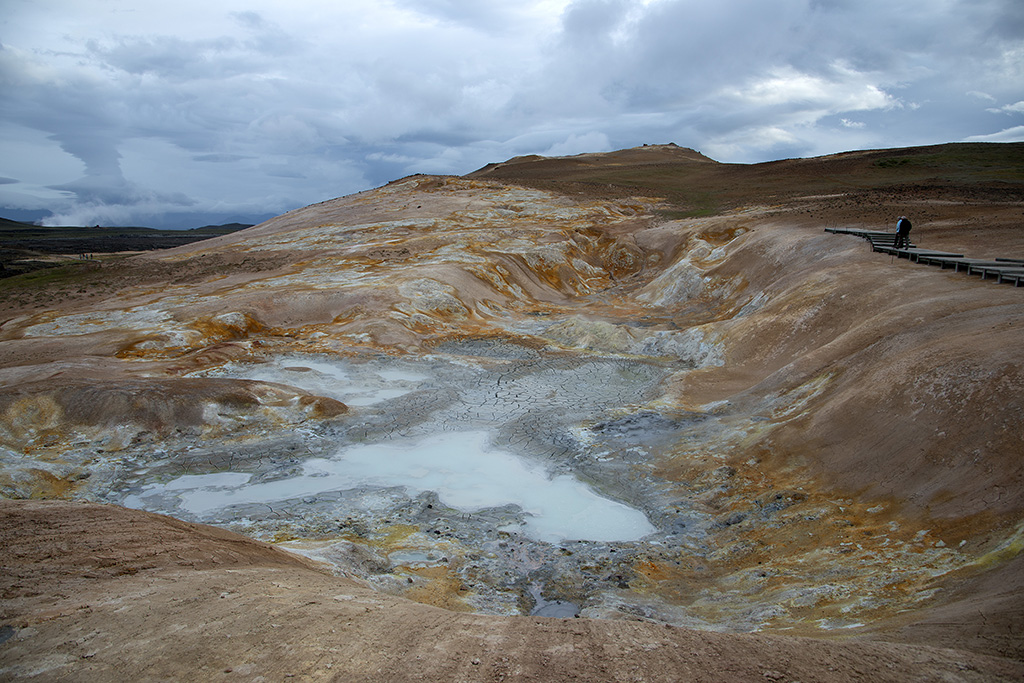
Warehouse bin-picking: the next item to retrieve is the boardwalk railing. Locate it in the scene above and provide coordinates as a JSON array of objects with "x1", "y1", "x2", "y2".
[{"x1": 825, "y1": 228, "x2": 1024, "y2": 287}]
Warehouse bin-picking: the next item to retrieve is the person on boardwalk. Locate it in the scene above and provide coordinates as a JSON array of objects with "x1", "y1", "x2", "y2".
[{"x1": 894, "y1": 216, "x2": 912, "y2": 249}]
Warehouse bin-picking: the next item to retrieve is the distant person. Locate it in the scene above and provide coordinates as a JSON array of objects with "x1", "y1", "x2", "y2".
[{"x1": 894, "y1": 216, "x2": 912, "y2": 249}]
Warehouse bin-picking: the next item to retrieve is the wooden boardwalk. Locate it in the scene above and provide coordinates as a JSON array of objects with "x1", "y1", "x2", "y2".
[{"x1": 825, "y1": 228, "x2": 1024, "y2": 287}]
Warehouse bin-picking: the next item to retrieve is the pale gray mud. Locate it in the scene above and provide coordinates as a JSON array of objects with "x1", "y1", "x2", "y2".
[{"x1": 96, "y1": 343, "x2": 702, "y2": 618}]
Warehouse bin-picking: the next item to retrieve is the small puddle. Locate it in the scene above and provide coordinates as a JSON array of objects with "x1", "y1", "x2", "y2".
[{"x1": 529, "y1": 583, "x2": 580, "y2": 618}]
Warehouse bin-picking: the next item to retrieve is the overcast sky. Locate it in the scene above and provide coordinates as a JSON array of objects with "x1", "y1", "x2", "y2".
[{"x1": 2, "y1": 0, "x2": 1022, "y2": 228}]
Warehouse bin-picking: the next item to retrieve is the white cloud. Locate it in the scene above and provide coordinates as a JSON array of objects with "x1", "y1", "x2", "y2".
[
  {"x1": 965, "y1": 126, "x2": 1024, "y2": 143},
  {"x1": 544, "y1": 132, "x2": 612, "y2": 156},
  {"x1": 1, "y1": 0, "x2": 1022, "y2": 226},
  {"x1": 987, "y1": 101, "x2": 1024, "y2": 115},
  {"x1": 721, "y1": 65, "x2": 893, "y2": 112},
  {"x1": 366, "y1": 152, "x2": 420, "y2": 164},
  {"x1": 702, "y1": 126, "x2": 801, "y2": 164}
]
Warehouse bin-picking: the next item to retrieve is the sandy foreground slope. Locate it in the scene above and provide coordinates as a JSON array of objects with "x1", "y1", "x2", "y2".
[
  {"x1": 2, "y1": 498, "x2": 1022, "y2": 682},
  {"x1": 1, "y1": 144, "x2": 1023, "y2": 680}
]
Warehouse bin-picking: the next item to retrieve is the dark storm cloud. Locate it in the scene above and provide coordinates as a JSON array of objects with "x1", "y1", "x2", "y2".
[
  {"x1": 49, "y1": 132, "x2": 124, "y2": 178},
  {"x1": 966, "y1": 0, "x2": 1024, "y2": 40},
  {"x1": 0, "y1": 0, "x2": 1020, "y2": 227},
  {"x1": 88, "y1": 36, "x2": 239, "y2": 78},
  {"x1": 520, "y1": 0, "x2": 1024, "y2": 159}
]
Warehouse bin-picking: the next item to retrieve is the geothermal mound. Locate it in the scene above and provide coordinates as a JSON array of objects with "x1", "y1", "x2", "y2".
[{"x1": 2, "y1": 143, "x2": 1023, "y2": 681}]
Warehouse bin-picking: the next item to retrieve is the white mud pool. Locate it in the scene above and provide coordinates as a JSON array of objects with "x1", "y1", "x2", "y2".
[
  {"x1": 114, "y1": 344, "x2": 692, "y2": 617},
  {"x1": 43, "y1": 341, "x2": 960, "y2": 627}
]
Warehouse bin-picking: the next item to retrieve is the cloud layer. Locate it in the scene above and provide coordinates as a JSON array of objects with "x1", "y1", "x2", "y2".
[{"x1": 1, "y1": 0, "x2": 1022, "y2": 227}]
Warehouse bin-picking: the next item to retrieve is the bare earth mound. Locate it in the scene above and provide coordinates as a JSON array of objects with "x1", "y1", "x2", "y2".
[{"x1": 1, "y1": 142, "x2": 1022, "y2": 680}]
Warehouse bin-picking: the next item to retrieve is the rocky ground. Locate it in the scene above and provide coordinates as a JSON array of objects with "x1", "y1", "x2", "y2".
[{"x1": 1, "y1": 143, "x2": 1023, "y2": 680}]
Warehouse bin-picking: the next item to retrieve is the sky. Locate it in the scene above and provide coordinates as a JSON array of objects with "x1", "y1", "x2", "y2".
[{"x1": 1, "y1": 0, "x2": 1022, "y2": 229}]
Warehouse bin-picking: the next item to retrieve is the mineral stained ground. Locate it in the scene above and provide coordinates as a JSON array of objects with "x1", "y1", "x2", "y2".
[{"x1": 2, "y1": 143, "x2": 1023, "y2": 681}]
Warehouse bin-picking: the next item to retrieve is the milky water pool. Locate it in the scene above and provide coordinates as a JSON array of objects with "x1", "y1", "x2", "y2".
[{"x1": 125, "y1": 430, "x2": 655, "y2": 543}]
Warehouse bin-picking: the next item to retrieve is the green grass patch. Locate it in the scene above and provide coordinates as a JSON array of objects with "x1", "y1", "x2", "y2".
[
  {"x1": 872, "y1": 143, "x2": 1024, "y2": 181},
  {"x1": 655, "y1": 209, "x2": 699, "y2": 220},
  {"x1": 874, "y1": 157, "x2": 912, "y2": 168},
  {"x1": 0, "y1": 261, "x2": 100, "y2": 291}
]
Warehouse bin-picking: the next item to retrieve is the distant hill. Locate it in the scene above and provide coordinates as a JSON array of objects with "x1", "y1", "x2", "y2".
[
  {"x1": 0, "y1": 216, "x2": 42, "y2": 231},
  {"x1": 468, "y1": 143, "x2": 717, "y2": 178},
  {"x1": 0, "y1": 219, "x2": 251, "y2": 278},
  {"x1": 190, "y1": 222, "x2": 253, "y2": 233},
  {"x1": 467, "y1": 141, "x2": 1024, "y2": 218}
]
